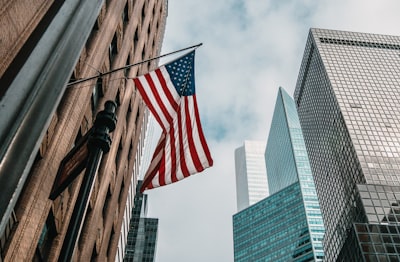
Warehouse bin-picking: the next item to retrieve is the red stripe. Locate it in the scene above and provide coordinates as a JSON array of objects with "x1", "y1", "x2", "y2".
[
  {"x1": 146, "y1": 183, "x2": 154, "y2": 190},
  {"x1": 184, "y1": 97, "x2": 203, "y2": 172},
  {"x1": 144, "y1": 74, "x2": 173, "y2": 128},
  {"x1": 154, "y1": 137, "x2": 166, "y2": 186},
  {"x1": 177, "y1": 102, "x2": 190, "y2": 177},
  {"x1": 155, "y1": 69, "x2": 179, "y2": 111},
  {"x1": 154, "y1": 69, "x2": 179, "y2": 185},
  {"x1": 158, "y1": 151, "x2": 166, "y2": 186},
  {"x1": 193, "y1": 95, "x2": 213, "y2": 166},
  {"x1": 169, "y1": 125, "x2": 178, "y2": 183},
  {"x1": 133, "y1": 79, "x2": 165, "y2": 131},
  {"x1": 140, "y1": 134, "x2": 166, "y2": 192},
  {"x1": 141, "y1": 160, "x2": 160, "y2": 192}
]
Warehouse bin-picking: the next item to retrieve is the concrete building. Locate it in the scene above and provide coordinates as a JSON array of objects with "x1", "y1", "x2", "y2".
[
  {"x1": 234, "y1": 140, "x2": 268, "y2": 212},
  {"x1": 294, "y1": 28, "x2": 400, "y2": 261},
  {"x1": 0, "y1": 0, "x2": 167, "y2": 261}
]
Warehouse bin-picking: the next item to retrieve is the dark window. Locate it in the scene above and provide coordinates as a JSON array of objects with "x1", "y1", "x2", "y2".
[
  {"x1": 35, "y1": 211, "x2": 57, "y2": 262},
  {"x1": 109, "y1": 33, "x2": 118, "y2": 66},
  {"x1": 125, "y1": 55, "x2": 131, "y2": 77},
  {"x1": 102, "y1": 186, "x2": 112, "y2": 225},
  {"x1": 123, "y1": 3, "x2": 129, "y2": 22},
  {"x1": 320, "y1": 37, "x2": 400, "y2": 50},
  {"x1": 133, "y1": 28, "x2": 139, "y2": 43},
  {"x1": 115, "y1": 89, "x2": 121, "y2": 106}
]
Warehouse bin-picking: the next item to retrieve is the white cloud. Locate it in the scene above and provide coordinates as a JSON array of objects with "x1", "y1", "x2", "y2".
[{"x1": 147, "y1": 1, "x2": 400, "y2": 261}]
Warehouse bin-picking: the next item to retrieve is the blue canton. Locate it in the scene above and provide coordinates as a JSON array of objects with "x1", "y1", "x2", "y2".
[{"x1": 165, "y1": 51, "x2": 196, "y2": 96}]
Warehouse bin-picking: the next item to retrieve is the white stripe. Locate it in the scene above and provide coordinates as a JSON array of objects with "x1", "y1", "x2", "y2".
[
  {"x1": 173, "y1": 102, "x2": 187, "y2": 181},
  {"x1": 187, "y1": 97, "x2": 210, "y2": 168},
  {"x1": 138, "y1": 69, "x2": 179, "y2": 130},
  {"x1": 152, "y1": 68, "x2": 180, "y2": 119},
  {"x1": 163, "y1": 129, "x2": 173, "y2": 185},
  {"x1": 137, "y1": 75, "x2": 170, "y2": 129},
  {"x1": 180, "y1": 98, "x2": 197, "y2": 174},
  {"x1": 143, "y1": 134, "x2": 164, "y2": 189}
]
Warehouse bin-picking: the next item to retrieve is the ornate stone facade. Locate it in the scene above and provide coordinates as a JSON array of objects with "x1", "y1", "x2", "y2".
[{"x1": 0, "y1": 0, "x2": 167, "y2": 261}]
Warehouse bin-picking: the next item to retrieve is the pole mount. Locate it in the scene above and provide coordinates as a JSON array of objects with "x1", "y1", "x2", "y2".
[{"x1": 89, "y1": 100, "x2": 117, "y2": 153}]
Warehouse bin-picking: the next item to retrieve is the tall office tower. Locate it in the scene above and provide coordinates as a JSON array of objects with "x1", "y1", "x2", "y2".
[
  {"x1": 233, "y1": 88, "x2": 324, "y2": 261},
  {"x1": 124, "y1": 181, "x2": 158, "y2": 261},
  {"x1": 294, "y1": 28, "x2": 400, "y2": 261},
  {"x1": 0, "y1": 1, "x2": 167, "y2": 261},
  {"x1": 235, "y1": 140, "x2": 269, "y2": 211},
  {"x1": 116, "y1": 116, "x2": 156, "y2": 261}
]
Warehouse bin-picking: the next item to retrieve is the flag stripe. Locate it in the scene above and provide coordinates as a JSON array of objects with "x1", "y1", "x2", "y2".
[
  {"x1": 143, "y1": 73, "x2": 172, "y2": 130},
  {"x1": 151, "y1": 69, "x2": 180, "y2": 120},
  {"x1": 158, "y1": 152, "x2": 166, "y2": 187},
  {"x1": 144, "y1": 73, "x2": 174, "y2": 126},
  {"x1": 140, "y1": 134, "x2": 165, "y2": 191},
  {"x1": 193, "y1": 95, "x2": 213, "y2": 166},
  {"x1": 177, "y1": 100, "x2": 190, "y2": 178},
  {"x1": 184, "y1": 96, "x2": 203, "y2": 172},
  {"x1": 155, "y1": 68, "x2": 179, "y2": 111},
  {"x1": 133, "y1": 78, "x2": 165, "y2": 131},
  {"x1": 136, "y1": 68, "x2": 180, "y2": 131},
  {"x1": 169, "y1": 125, "x2": 178, "y2": 183}
]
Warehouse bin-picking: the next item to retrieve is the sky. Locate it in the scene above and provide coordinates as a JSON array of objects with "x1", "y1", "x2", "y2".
[{"x1": 144, "y1": 1, "x2": 400, "y2": 261}]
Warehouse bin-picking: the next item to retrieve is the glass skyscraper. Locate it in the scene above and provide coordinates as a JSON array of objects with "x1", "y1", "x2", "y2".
[
  {"x1": 235, "y1": 140, "x2": 269, "y2": 211},
  {"x1": 233, "y1": 88, "x2": 324, "y2": 261},
  {"x1": 294, "y1": 28, "x2": 400, "y2": 261},
  {"x1": 124, "y1": 181, "x2": 158, "y2": 262}
]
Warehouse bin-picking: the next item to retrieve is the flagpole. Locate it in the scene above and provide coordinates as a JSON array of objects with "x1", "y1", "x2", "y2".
[
  {"x1": 67, "y1": 43, "x2": 203, "y2": 87},
  {"x1": 58, "y1": 101, "x2": 117, "y2": 262}
]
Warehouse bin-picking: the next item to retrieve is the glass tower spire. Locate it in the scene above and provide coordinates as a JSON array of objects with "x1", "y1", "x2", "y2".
[{"x1": 233, "y1": 87, "x2": 324, "y2": 261}]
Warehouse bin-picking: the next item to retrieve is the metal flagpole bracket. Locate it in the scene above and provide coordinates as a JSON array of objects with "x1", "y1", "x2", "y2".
[{"x1": 66, "y1": 43, "x2": 203, "y2": 87}]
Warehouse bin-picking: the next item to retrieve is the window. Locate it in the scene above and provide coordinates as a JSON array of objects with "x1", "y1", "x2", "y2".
[
  {"x1": 35, "y1": 211, "x2": 57, "y2": 261},
  {"x1": 123, "y1": 2, "x2": 129, "y2": 22},
  {"x1": 109, "y1": 33, "x2": 118, "y2": 66}
]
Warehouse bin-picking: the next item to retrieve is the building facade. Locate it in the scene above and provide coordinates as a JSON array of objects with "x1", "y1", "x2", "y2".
[
  {"x1": 116, "y1": 116, "x2": 157, "y2": 261},
  {"x1": 294, "y1": 28, "x2": 400, "y2": 261},
  {"x1": 233, "y1": 88, "x2": 324, "y2": 261},
  {"x1": 123, "y1": 181, "x2": 158, "y2": 262},
  {"x1": 0, "y1": 0, "x2": 167, "y2": 261},
  {"x1": 234, "y1": 183, "x2": 312, "y2": 261},
  {"x1": 234, "y1": 140, "x2": 269, "y2": 212}
]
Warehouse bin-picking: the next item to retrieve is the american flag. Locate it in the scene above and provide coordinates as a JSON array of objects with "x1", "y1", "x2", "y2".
[{"x1": 133, "y1": 51, "x2": 213, "y2": 192}]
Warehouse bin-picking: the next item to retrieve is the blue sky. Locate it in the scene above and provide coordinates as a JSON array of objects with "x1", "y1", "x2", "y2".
[{"x1": 145, "y1": 1, "x2": 400, "y2": 261}]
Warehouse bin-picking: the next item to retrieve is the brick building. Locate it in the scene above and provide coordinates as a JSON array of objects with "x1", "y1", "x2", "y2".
[{"x1": 0, "y1": 0, "x2": 167, "y2": 261}]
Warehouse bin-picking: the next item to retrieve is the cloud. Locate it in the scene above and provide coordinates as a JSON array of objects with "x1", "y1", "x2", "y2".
[
  {"x1": 312, "y1": 0, "x2": 400, "y2": 35},
  {"x1": 147, "y1": 1, "x2": 400, "y2": 261},
  {"x1": 147, "y1": 140, "x2": 237, "y2": 261}
]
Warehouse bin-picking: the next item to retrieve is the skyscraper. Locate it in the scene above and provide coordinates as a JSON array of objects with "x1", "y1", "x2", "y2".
[
  {"x1": 124, "y1": 181, "x2": 158, "y2": 262},
  {"x1": 294, "y1": 28, "x2": 400, "y2": 261},
  {"x1": 0, "y1": 1, "x2": 167, "y2": 261},
  {"x1": 116, "y1": 115, "x2": 157, "y2": 261},
  {"x1": 234, "y1": 140, "x2": 268, "y2": 211},
  {"x1": 233, "y1": 88, "x2": 324, "y2": 261}
]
